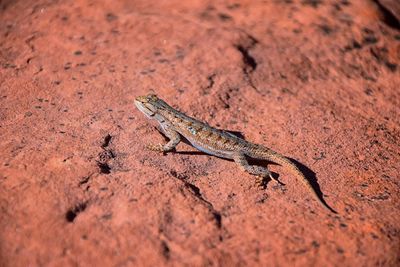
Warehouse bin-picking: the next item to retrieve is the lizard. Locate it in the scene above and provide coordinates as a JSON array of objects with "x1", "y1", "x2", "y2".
[{"x1": 134, "y1": 94, "x2": 335, "y2": 213}]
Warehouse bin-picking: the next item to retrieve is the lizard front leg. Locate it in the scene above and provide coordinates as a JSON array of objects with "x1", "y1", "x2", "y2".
[
  {"x1": 147, "y1": 124, "x2": 181, "y2": 153},
  {"x1": 233, "y1": 152, "x2": 275, "y2": 186}
]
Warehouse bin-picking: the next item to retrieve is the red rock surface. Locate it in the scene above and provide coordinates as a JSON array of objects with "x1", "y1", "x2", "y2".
[{"x1": 1, "y1": 0, "x2": 399, "y2": 266}]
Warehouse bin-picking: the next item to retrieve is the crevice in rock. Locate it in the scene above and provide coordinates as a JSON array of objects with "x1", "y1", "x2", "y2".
[
  {"x1": 218, "y1": 93, "x2": 230, "y2": 109},
  {"x1": 97, "y1": 161, "x2": 111, "y2": 174},
  {"x1": 373, "y1": 0, "x2": 400, "y2": 30},
  {"x1": 78, "y1": 173, "x2": 93, "y2": 186},
  {"x1": 206, "y1": 73, "x2": 216, "y2": 89},
  {"x1": 65, "y1": 202, "x2": 87, "y2": 222},
  {"x1": 212, "y1": 211, "x2": 222, "y2": 228},
  {"x1": 102, "y1": 134, "x2": 112, "y2": 148},
  {"x1": 235, "y1": 44, "x2": 257, "y2": 71},
  {"x1": 97, "y1": 133, "x2": 116, "y2": 174},
  {"x1": 169, "y1": 170, "x2": 223, "y2": 229},
  {"x1": 234, "y1": 33, "x2": 258, "y2": 72},
  {"x1": 202, "y1": 73, "x2": 216, "y2": 95},
  {"x1": 301, "y1": 0, "x2": 323, "y2": 8},
  {"x1": 161, "y1": 240, "x2": 170, "y2": 260},
  {"x1": 234, "y1": 32, "x2": 262, "y2": 94},
  {"x1": 185, "y1": 182, "x2": 202, "y2": 199},
  {"x1": 244, "y1": 74, "x2": 262, "y2": 94}
]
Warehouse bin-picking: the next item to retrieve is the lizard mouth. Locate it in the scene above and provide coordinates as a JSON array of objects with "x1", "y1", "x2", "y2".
[{"x1": 134, "y1": 100, "x2": 156, "y2": 118}]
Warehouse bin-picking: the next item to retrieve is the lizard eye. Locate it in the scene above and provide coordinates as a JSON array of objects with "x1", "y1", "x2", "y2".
[{"x1": 147, "y1": 94, "x2": 158, "y2": 101}]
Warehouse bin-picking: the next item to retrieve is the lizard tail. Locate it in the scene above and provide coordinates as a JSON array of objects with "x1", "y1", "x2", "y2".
[{"x1": 258, "y1": 149, "x2": 336, "y2": 213}]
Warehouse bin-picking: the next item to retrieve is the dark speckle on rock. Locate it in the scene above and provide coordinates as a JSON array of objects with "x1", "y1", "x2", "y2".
[
  {"x1": 218, "y1": 13, "x2": 232, "y2": 21},
  {"x1": 106, "y1": 12, "x2": 118, "y2": 22}
]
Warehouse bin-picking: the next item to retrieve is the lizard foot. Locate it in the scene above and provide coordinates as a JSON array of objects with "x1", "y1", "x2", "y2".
[
  {"x1": 269, "y1": 173, "x2": 286, "y2": 186},
  {"x1": 145, "y1": 143, "x2": 165, "y2": 152},
  {"x1": 255, "y1": 176, "x2": 270, "y2": 189}
]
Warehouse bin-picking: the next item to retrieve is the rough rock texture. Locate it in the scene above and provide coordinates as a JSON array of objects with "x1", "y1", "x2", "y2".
[{"x1": 1, "y1": 0, "x2": 399, "y2": 266}]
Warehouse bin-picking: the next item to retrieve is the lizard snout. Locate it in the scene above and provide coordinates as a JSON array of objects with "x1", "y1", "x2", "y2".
[{"x1": 135, "y1": 95, "x2": 148, "y2": 103}]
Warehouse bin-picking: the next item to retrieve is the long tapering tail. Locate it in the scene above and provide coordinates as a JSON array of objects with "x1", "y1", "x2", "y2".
[{"x1": 259, "y1": 149, "x2": 336, "y2": 213}]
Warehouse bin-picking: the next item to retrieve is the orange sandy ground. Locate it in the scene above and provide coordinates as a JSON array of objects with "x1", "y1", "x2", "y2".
[{"x1": 1, "y1": 0, "x2": 399, "y2": 266}]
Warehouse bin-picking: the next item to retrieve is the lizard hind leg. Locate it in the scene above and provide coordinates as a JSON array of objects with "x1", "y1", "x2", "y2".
[{"x1": 233, "y1": 153, "x2": 275, "y2": 187}]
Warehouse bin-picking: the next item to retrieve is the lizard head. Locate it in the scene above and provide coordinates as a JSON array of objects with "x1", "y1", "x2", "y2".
[{"x1": 134, "y1": 94, "x2": 165, "y2": 118}]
